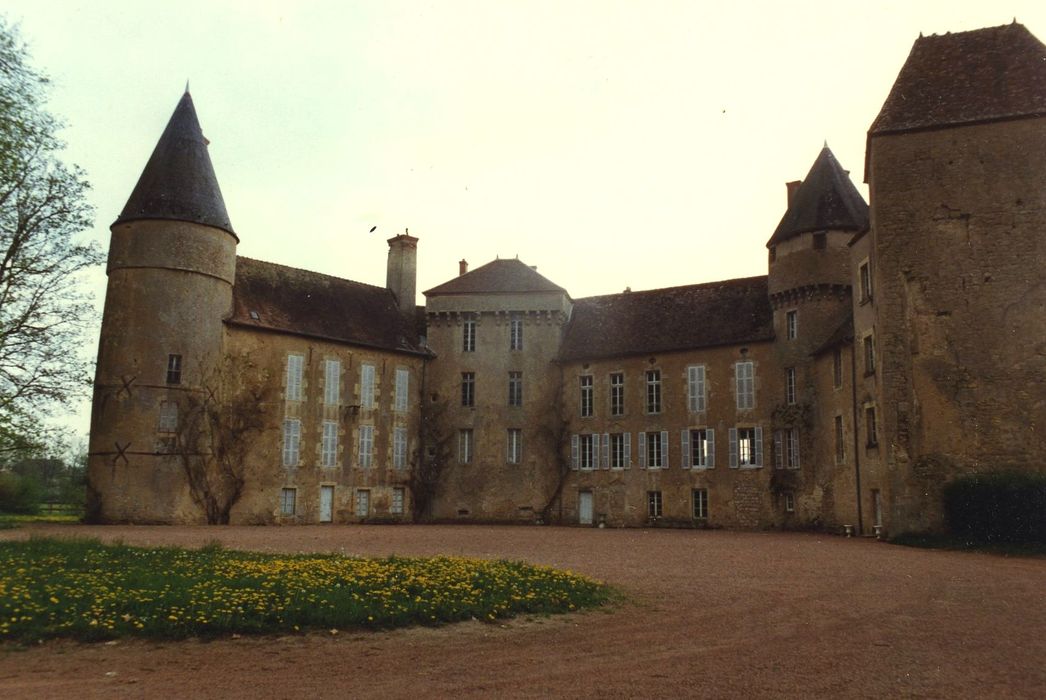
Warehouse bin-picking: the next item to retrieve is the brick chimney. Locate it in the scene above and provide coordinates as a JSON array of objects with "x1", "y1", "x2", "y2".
[
  {"x1": 459, "y1": 259, "x2": 468, "y2": 276},
  {"x1": 386, "y1": 232, "x2": 418, "y2": 316},
  {"x1": 786, "y1": 180, "x2": 802, "y2": 207}
]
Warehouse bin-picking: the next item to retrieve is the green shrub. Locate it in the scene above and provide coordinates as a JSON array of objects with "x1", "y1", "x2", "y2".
[
  {"x1": 0, "y1": 472, "x2": 43, "y2": 515},
  {"x1": 943, "y1": 471, "x2": 1046, "y2": 543}
]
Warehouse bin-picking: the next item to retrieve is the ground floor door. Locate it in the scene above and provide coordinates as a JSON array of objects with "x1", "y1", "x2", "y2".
[
  {"x1": 320, "y1": 485, "x2": 334, "y2": 523},
  {"x1": 872, "y1": 489, "x2": 882, "y2": 527},
  {"x1": 579, "y1": 490, "x2": 593, "y2": 525}
]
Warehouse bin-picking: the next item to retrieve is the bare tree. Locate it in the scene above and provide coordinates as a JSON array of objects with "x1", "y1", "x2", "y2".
[
  {"x1": 538, "y1": 402, "x2": 571, "y2": 524},
  {"x1": 0, "y1": 19, "x2": 101, "y2": 456},
  {"x1": 409, "y1": 397, "x2": 454, "y2": 521}
]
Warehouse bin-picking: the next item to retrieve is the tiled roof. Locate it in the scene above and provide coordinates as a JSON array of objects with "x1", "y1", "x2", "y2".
[
  {"x1": 228, "y1": 257, "x2": 428, "y2": 355},
  {"x1": 115, "y1": 91, "x2": 235, "y2": 236},
  {"x1": 767, "y1": 146, "x2": 868, "y2": 246},
  {"x1": 870, "y1": 23, "x2": 1046, "y2": 136},
  {"x1": 559, "y1": 276, "x2": 773, "y2": 362},
  {"x1": 424, "y1": 258, "x2": 566, "y2": 296}
]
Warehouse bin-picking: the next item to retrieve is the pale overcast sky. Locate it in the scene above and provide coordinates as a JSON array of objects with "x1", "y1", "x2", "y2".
[{"x1": 4, "y1": 0, "x2": 1046, "y2": 442}]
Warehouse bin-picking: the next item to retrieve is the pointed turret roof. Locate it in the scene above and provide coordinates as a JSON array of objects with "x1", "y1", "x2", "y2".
[
  {"x1": 870, "y1": 23, "x2": 1046, "y2": 137},
  {"x1": 423, "y1": 258, "x2": 565, "y2": 296},
  {"x1": 114, "y1": 91, "x2": 235, "y2": 236},
  {"x1": 766, "y1": 146, "x2": 868, "y2": 247}
]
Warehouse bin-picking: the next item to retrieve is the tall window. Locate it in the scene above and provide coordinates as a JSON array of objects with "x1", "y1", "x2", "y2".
[
  {"x1": 286, "y1": 354, "x2": 303, "y2": 400},
  {"x1": 647, "y1": 491, "x2": 662, "y2": 518},
  {"x1": 459, "y1": 429, "x2": 473, "y2": 464},
  {"x1": 863, "y1": 335, "x2": 876, "y2": 374},
  {"x1": 735, "y1": 361, "x2": 754, "y2": 410},
  {"x1": 579, "y1": 375, "x2": 593, "y2": 417},
  {"x1": 609, "y1": 433, "x2": 628, "y2": 469},
  {"x1": 645, "y1": 369, "x2": 661, "y2": 414},
  {"x1": 280, "y1": 488, "x2": 296, "y2": 516},
  {"x1": 507, "y1": 429, "x2": 522, "y2": 464},
  {"x1": 859, "y1": 261, "x2": 873, "y2": 303},
  {"x1": 508, "y1": 372, "x2": 523, "y2": 407},
  {"x1": 321, "y1": 421, "x2": 338, "y2": 467},
  {"x1": 833, "y1": 348, "x2": 843, "y2": 388},
  {"x1": 578, "y1": 434, "x2": 595, "y2": 470},
  {"x1": 786, "y1": 310, "x2": 798, "y2": 340},
  {"x1": 393, "y1": 426, "x2": 408, "y2": 469},
  {"x1": 787, "y1": 428, "x2": 800, "y2": 469},
  {"x1": 643, "y1": 430, "x2": 666, "y2": 469},
  {"x1": 358, "y1": 425, "x2": 374, "y2": 468},
  {"x1": 166, "y1": 354, "x2": 182, "y2": 385},
  {"x1": 282, "y1": 419, "x2": 301, "y2": 467},
  {"x1": 157, "y1": 401, "x2": 178, "y2": 433},
  {"x1": 394, "y1": 368, "x2": 409, "y2": 413},
  {"x1": 686, "y1": 428, "x2": 715, "y2": 469},
  {"x1": 865, "y1": 406, "x2": 878, "y2": 447},
  {"x1": 610, "y1": 373, "x2": 624, "y2": 416},
  {"x1": 693, "y1": 489, "x2": 708, "y2": 519},
  {"x1": 509, "y1": 314, "x2": 523, "y2": 351},
  {"x1": 687, "y1": 365, "x2": 706, "y2": 413},
  {"x1": 324, "y1": 359, "x2": 340, "y2": 406},
  {"x1": 391, "y1": 487, "x2": 405, "y2": 515},
  {"x1": 360, "y1": 363, "x2": 376, "y2": 409},
  {"x1": 785, "y1": 367, "x2": 796, "y2": 405},
  {"x1": 730, "y1": 426, "x2": 762, "y2": 468},
  {"x1": 834, "y1": 415, "x2": 845, "y2": 462},
  {"x1": 461, "y1": 372, "x2": 475, "y2": 407},
  {"x1": 462, "y1": 317, "x2": 476, "y2": 352}
]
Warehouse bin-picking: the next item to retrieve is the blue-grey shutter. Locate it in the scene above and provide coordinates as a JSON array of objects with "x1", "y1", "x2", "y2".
[
  {"x1": 624, "y1": 432, "x2": 632, "y2": 468},
  {"x1": 791, "y1": 428, "x2": 801, "y2": 469},
  {"x1": 729, "y1": 428, "x2": 738, "y2": 468},
  {"x1": 696, "y1": 366, "x2": 706, "y2": 412},
  {"x1": 774, "y1": 430, "x2": 784, "y2": 469},
  {"x1": 638, "y1": 432, "x2": 647, "y2": 469},
  {"x1": 681, "y1": 430, "x2": 691, "y2": 469},
  {"x1": 754, "y1": 426, "x2": 764, "y2": 466},
  {"x1": 601, "y1": 433, "x2": 610, "y2": 469},
  {"x1": 660, "y1": 431, "x2": 669, "y2": 469},
  {"x1": 707, "y1": 429, "x2": 716, "y2": 468},
  {"x1": 687, "y1": 366, "x2": 698, "y2": 412},
  {"x1": 571, "y1": 434, "x2": 579, "y2": 470}
]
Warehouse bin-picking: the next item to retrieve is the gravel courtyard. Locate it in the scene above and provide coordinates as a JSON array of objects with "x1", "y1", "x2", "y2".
[{"x1": 1, "y1": 523, "x2": 1043, "y2": 699}]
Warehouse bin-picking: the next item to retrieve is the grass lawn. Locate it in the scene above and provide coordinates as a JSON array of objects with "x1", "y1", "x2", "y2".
[
  {"x1": 0, "y1": 537, "x2": 610, "y2": 642},
  {"x1": 0, "y1": 513, "x2": 81, "y2": 529}
]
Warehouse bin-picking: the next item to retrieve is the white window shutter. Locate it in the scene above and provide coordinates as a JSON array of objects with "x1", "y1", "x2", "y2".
[
  {"x1": 660, "y1": 431, "x2": 669, "y2": 469},
  {"x1": 729, "y1": 428, "x2": 738, "y2": 468},
  {"x1": 602, "y1": 433, "x2": 610, "y2": 469},
  {"x1": 638, "y1": 432, "x2": 647, "y2": 469},
  {"x1": 571, "y1": 434, "x2": 579, "y2": 470},
  {"x1": 687, "y1": 366, "x2": 698, "y2": 412},
  {"x1": 681, "y1": 430, "x2": 691, "y2": 469},
  {"x1": 754, "y1": 426, "x2": 764, "y2": 467},
  {"x1": 707, "y1": 429, "x2": 716, "y2": 468},
  {"x1": 774, "y1": 431, "x2": 784, "y2": 469},
  {"x1": 696, "y1": 366, "x2": 706, "y2": 412},
  {"x1": 624, "y1": 432, "x2": 632, "y2": 469}
]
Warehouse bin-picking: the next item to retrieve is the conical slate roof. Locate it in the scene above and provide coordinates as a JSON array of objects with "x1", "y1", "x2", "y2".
[
  {"x1": 767, "y1": 146, "x2": 868, "y2": 247},
  {"x1": 114, "y1": 91, "x2": 235, "y2": 236},
  {"x1": 423, "y1": 258, "x2": 565, "y2": 296}
]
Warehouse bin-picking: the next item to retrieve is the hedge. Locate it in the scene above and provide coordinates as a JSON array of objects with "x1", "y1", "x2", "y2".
[{"x1": 942, "y1": 471, "x2": 1046, "y2": 543}]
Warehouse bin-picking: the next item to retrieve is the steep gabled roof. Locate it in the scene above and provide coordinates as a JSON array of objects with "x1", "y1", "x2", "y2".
[
  {"x1": 424, "y1": 258, "x2": 566, "y2": 296},
  {"x1": 115, "y1": 91, "x2": 235, "y2": 236},
  {"x1": 870, "y1": 22, "x2": 1046, "y2": 136},
  {"x1": 559, "y1": 276, "x2": 773, "y2": 362},
  {"x1": 228, "y1": 257, "x2": 428, "y2": 355},
  {"x1": 767, "y1": 146, "x2": 868, "y2": 246}
]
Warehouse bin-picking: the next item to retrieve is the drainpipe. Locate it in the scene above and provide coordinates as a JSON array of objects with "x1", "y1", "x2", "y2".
[{"x1": 849, "y1": 338, "x2": 864, "y2": 536}]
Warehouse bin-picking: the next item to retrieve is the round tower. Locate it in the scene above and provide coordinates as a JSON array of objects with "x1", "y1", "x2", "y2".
[{"x1": 87, "y1": 91, "x2": 238, "y2": 523}]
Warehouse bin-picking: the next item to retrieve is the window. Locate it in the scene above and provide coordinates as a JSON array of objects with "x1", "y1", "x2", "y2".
[
  {"x1": 282, "y1": 419, "x2": 301, "y2": 467},
  {"x1": 687, "y1": 365, "x2": 706, "y2": 412},
  {"x1": 729, "y1": 426, "x2": 763, "y2": 468},
  {"x1": 786, "y1": 310, "x2": 797, "y2": 340},
  {"x1": 647, "y1": 491, "x2": 662, "y2": 519},
  {"x1": 646, "y1": 369, "x2": 661, "y2": 414},
  {"x1": 324, "y1": 359, "x2": 340, "y2": 406},
  {"x1": 507, "y1": 428, "x2": 522, "y2": 464},
  {"x1": 693, "y1": 489, "x2": 708, "y2": 520},
  {"x1": 579, "y1": 375, "x2": 593, "y2": 417},
  {"x1": 394, "y1": 368, "x2": 409, "y2": 413},
  {"x1": 355, "y1": 489, "x2": 370, "y2": 517},
  {"x1": 391, "y1": 487, "x2": 405, "y2": 515},
  {"x1": 865, "y1": 406, "x2": 878, "y2": 447},
  {"x1": 459, "y1": 429, "x2": 473, "y2": 464},
  {"x1": 640, "y1": 430, "x2": 667, "y2": 469},
  {"x1": 784, "y1": 492, "x2": 796, "y2": 513},
  {"x1": 576, "y1": 433, "x2": 596, "y2": 470},
  {"x1": 360, "y1": 363, "x2": 376, "y2": 409},
  {"x1": 863, "y1": 335, "x2": 875, "y2": 375},
  {"x1": 508, "y1": 372, "x2": 523, "y2": 407},
  {"x1": 393, "y1": 426, "x2": 408, "y2": 469},
  {"x1": 773, "y1": 429, "x2": 799, "y2": 469},
  {"x1": 280, "y1": 488, "x2": 296, "y2": 516},
  {"x1": 463, "y1": 317, "x2": 476, "y2": 352},
  {"x1": 286, "y1": 354, "x2": 303, "y2": 401},
  {"x1": 684, "y1": 428, "x2": 715, "y2": 469},
  {"x1": 157, "y1": 401, "x2": 178, "y2": 433},
  {"x1": 609, "y1": 433, "x2": 629, "y2": 469},
  {"x1": 735, "y1": 361, "x2": 754, "y2": 410},
  {"x1": 785, "y1": 367, "x2": 796, "y2": 405},
  {"x1": 358, "y1": 425, "x2": 374, "y2": 468},
  {"x1": 321, "y1": 421, "x2": 338, "y2": 467},
  {"x1": 509, "y1": 314, "x2": 523, "y2": 350},
  {"x1": 859, "y1": 261, "x2": 872, "y2": 303},
  {"x1": 833, "y1": 348, "x2": 843, "y2": 388},
  {"x1": 834, "y1": 415, "x2": 845, "y2": 462},
  {"x1": 610, "y1": 373, "x2": 625, "y2": 416},
  {"x1": 813, "y1": 232, "x2": 827, "y2": 250},
  {"x1": 461, "y1": 372, "x2": 475, "y2": 407},
  {"x1": 166, "y1": 354, "x2": 182, "y2": 385}
]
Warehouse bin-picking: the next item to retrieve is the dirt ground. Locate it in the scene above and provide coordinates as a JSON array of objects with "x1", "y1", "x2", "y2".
[{"x1": 0, "y1": 524, "x2": 1043, "y2": 699}]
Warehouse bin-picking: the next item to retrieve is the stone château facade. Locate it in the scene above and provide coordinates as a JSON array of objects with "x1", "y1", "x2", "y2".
[{"x1": 87, "y1": 23, "x2": 1046, "y2": 535}]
